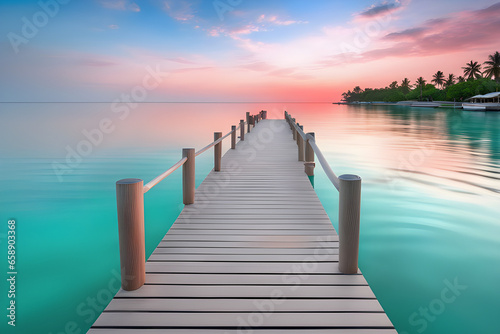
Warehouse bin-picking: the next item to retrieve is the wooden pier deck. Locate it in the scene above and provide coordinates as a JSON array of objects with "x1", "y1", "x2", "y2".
[{"x1": 90, "y1": 118, "x2": 396, "y2": 333}]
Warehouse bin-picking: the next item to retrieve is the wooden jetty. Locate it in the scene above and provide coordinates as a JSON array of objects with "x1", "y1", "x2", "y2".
[{"x1": 89, "y1": 111, "x2": 396, "y2": 333}]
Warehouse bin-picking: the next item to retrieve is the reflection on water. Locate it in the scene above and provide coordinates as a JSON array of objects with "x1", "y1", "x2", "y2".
[
  {"x1": 1, "y1": 103, "x2": 499, "y2": 333},
  {"x1": 286, "y1": 104, "x2": 500, "y2": 334}
]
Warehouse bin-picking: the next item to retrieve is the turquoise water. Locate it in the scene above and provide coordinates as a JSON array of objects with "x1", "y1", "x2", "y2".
[{"x1": 1, "y1": 103, "x2": 500, "y2": 333}]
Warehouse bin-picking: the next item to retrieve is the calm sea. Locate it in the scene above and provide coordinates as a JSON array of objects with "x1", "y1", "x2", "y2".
[{"x1": 1, "y1": 103, "x2": 499, "y2": 333}]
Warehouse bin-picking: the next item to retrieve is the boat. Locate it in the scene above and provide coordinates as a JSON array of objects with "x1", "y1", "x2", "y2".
[
  {"x1": 462, "y1": 103, "x2": 487, "y2": 111},
  {"x1": 411, "y1": 102, "x2": 440, "y2": 108},
  {"x1": 462, "y1": 92, "x2": 500, "y2": 111}
]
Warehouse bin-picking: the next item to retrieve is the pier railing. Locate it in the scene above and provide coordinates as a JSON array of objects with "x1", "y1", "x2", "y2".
[
  {"x1": 114, "y1": 109, "x2": 359, "y2": 292},
  {"x1": 284, "y1": 111, "x2": 361, "y2": 275},
  {"x1": 116, "y1": 110, "x2": 266, "y2": 291}
]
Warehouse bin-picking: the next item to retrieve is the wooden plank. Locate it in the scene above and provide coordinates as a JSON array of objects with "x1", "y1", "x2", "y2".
[
  {"x1": 161, "y1": 235, "x2": 338, "y2": 242},
  {"x1": 92, "y1": 312, "x2": 393, "y2": 328},
  {"x1": 174, "y1": 214, "x2": 331, "y2": 219},
  {"x1": 155, "y1": 241, "x2": 338, "y2": 248},
  {"x1": 89, "y1": 330, "x2": 397, "y2": 334},
  {"x1": 169, "y1": 224, "x2": 334, "y2": 229},
  {"x1": 103, "y1": 298, "x2": 383, "y2": 312},
  {"x1": 183, "y1": 203, "x2": 326, "y2": 207},
  {"x1": 144, "y1": 273, "x2": 365, "y2": 285},
  {"x1": 114, "y1": 285, "x2": 375, "y2": 298},
  {"x1": 152, "y1": 248, "x2": 338, "y2": 255},
  {"x1": 148, "y1": 253, "x2": 339, "y2": 262},
  {"x1": 173, "y1": 219, "x2": 333, "y2": 224},
  {"x1": 145, "y1": 262, "x2": 356, "y2": 274},
  {"x1": 181, "y1": 209, "x2": 328, "y2": 215},
  {"x1": 165, "y1": 230, "x2": 335, "y2": 236}
]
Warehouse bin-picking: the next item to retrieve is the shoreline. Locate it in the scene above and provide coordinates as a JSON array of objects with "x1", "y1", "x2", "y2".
[{"x1": 334, "y1": 100, "x2": 464, "y2": 109}]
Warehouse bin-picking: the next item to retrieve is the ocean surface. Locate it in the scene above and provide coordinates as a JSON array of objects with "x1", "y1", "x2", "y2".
[{"x1": 1, "y1": 103, "x2": 499, "y2": 334}]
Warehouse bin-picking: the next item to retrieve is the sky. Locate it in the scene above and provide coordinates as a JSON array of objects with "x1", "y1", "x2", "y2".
[{"x1": 0, "y1": 0, "x2": 499, "y2": 102}]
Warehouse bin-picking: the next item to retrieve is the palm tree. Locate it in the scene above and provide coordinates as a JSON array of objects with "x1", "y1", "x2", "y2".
[
  {"x1": 432, "y1": 71, "x2": 445, "y2": 89},
  {"x1": 416, "y1": 77, "x2": 426, "y2": 100},
  {"x1": 389, "y1": 81, "x2": 398, "y2": 89},
  {"x1": 462, "y1": 60, "x2": 482, "y2": 80},
  {"x1": 341, "y1": 91, "x2": 350, "y2": 102},
  {"x1": 353, "y1": 86, "x2": 363, "y2": 94},
  {"x1": 401, "y1": 78, "x2": 411, "y2": 93},
  {"x1": 457, "y1": 76, "x2": 465, "y2": 83},
  {"x1": 444, "y1": 74, "x2": 455, "y2": 88},
  {"x1": 483, "y1": 51, "x2": 500, "y2": 82}
]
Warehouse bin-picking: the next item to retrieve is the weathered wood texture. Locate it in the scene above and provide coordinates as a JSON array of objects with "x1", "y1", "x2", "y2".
[
  {"x1": 91, "y1": 120, "x2": 395, "y2": 333},
  {"x1": 116, "y1": 179, "x2": 145, "y2": 290}
]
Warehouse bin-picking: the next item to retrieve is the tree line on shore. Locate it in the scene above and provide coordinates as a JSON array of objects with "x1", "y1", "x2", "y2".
[{"x1": 341, "y1": 51, "x2": 500, "y2": 103}]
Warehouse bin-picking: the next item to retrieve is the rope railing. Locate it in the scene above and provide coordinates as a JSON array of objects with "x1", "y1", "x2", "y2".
[
  {"x1": 195, "y1": 124, "x2": 240, "y2": 157},
  {"x1": 141, "y1": 123, "x2": 248, "y2": 194},
  {"x1": 143, "y1": 124, "x2": 244, "y2": 194},
  {"x1": 306, "y1": 134, "x2": 340, "y2": 190},
  {"x1": 115, "y1": 110, "x2": 267, "y2": 291},
  {"x1": 143, "y1": 157, "x2": 188, "y2": 194},
  {"x1": 285, "y1": 110, "x2": 361, "y2": 275}
]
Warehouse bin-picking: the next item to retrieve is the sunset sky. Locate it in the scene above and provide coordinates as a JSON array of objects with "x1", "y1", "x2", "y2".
[{"x1": 1, "y1": 0, "x2": 499, "y2": 102}]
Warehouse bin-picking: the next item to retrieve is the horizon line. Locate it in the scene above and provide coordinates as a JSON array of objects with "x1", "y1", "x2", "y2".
[{"x1": 0, "y1": 101, "x2": 336, "y2": 104}]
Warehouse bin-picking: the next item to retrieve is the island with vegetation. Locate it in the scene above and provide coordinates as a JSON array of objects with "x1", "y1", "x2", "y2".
[{"x1": 341, "y1": 51, "x2": 500, "y2": 103}]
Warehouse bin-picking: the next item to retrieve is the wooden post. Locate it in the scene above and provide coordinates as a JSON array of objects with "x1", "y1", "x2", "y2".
[
  {"x1": 116, "y1": 178, "x2": 145, "y2": 291},
  {"x1": 338, "y1": 174, "x2": 361, "y2": 274},
  {"x1": 298, "y1": 125, "x2": 304, "y2": 161},
  {"x1": 231, "y1": 125, "x2": 236, "y2": 149},
  {"x1": 305, "y1": 132, "x2": 315, "y2": 176},
  {"x1": 296, "y1": 123, "x2": 301, "y2": 146},
  {"x1": 246, "y1": 112, "x2": 251, "y2": 133},
  {"x1": 240, "y1": 119, "x2": 245, "y2": 141},
  {"x1": 182, "y1": 148, "x2": 195, "y2": 205},
  {"x1": 214, "y1": 132, "x2": 222, "y2": 172}
]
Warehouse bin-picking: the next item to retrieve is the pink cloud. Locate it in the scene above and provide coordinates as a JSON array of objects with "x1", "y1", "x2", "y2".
[
  {"x1": 166, "y1": 57, "x2": 197, "y2": 65},
  {"x1": 337, "y1": 2, "x2": 500, "y2": 64},
  {"x1": 235, "y1": 61, "x2": 313, "y2": 80},
  {"x1": 170, "y1": 67, "x2": 214, "y2": 74},
  {"x1": 238, "y1": 62, "x2": 275, "y2": 72},
  {"x1": 384, "y1": 27, "x2": 427, "y2": 40},
  {"x1": 163, "y1": 0, "x2": 195, "y2": 22},
  {"x1": 205, "y1": 24, "x2": 261, "y2": 40},
  {"x1": 207, "y1": 13, "x2": 306, "y2": 40},
  {"x1": 99, "y1": 0, "x2": 140, "y2": 12},
  {"x1": 354, "y1": 1, "x2": 409, "y2": 21},
  {"x1": 231, "y1": 25, "x2": 261, "y2": 35},
  {"x1": 257, "y1": 14, "x2": 307, "y2": 26}
]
